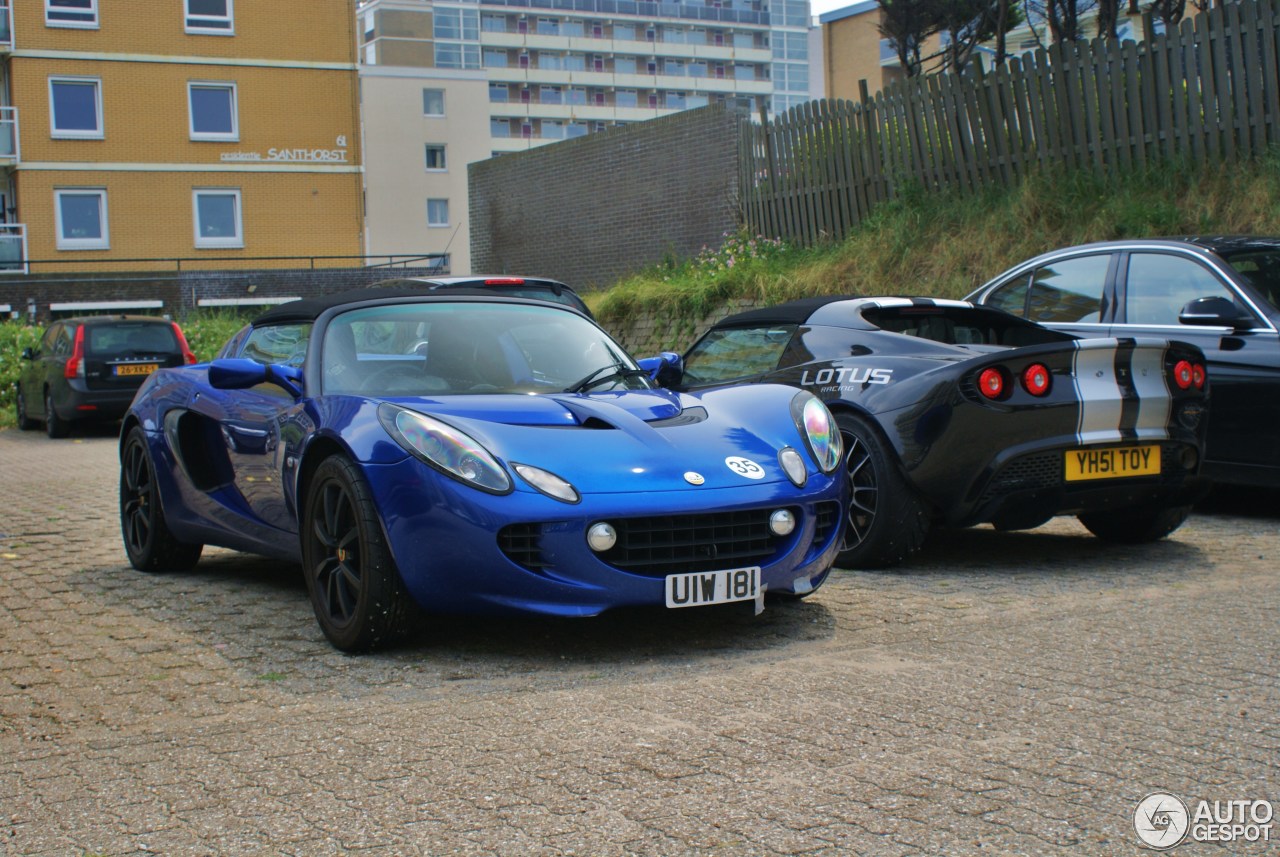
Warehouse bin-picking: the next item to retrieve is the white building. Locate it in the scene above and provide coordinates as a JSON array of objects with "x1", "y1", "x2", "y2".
[{"x1": 357, "y1": 0, "x2": 812, "y2": 272}]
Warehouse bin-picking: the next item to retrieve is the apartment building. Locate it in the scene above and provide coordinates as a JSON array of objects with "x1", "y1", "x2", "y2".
[
  {"x1": 0, "y1": 0, "x2": 363, "y2": 273},
  {"x1": 357, "y1": 0, "x2": 811, "y2": 273}
]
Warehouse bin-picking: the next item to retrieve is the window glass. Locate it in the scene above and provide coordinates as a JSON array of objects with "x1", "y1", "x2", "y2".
[
  {"x1": 188, "y1": 83, "x2": 237, "y2": 139},
  {"x1": 540, "y1": 86, "x2": 562, "y2": 104},
  {"x1": 490, "y1": 118, "x2": 509, "y2": 137},
  {"x1": 87, "y1": 323, "x2": 179, "y2": 357},
  {"x1": 563, "y1": 54, "x2": 586, "y2": 71},
  {"x1": 193, "y1": 189, "x2": 242, "y2": 247},
  {"x1": 50, "y1": 78, "x2": 102, "y2": 137},
  {"x1": 47, "y1": 0, "x2": 97, "y2": 26},
  {"x1": 1124, "y1": 253, "x2": 1238, "y2": 325},
  {"x1": 186, "y1": 0, "x2": 232, "y2": 33},
  {"x1": 566, "y1": 87, "x2": 587, "y2": 105},
  {"x1": 488, "y1": 83, "x2": 508, "y2": 101},
  {"x1": 55, "y1": 189, "x2": 108, "y2": 249},
  {"x1": 427, "y1": 198, "x2": 449, "y2": 227},
  {"x1": 539, "y1": 53, "x2": 563, "y2": 70},
  {"x1": 614, "y1": 57, "x2": 636, "y2": 74},
  {"x1": 1026, "y1": 255, "x2": 1110, "y2": 323},
  {"x1": 984, "y1": 274, "x2": 1030, "y2": 317},
  {"x1": 1222, "y1": 250, "x2": 1280, "y2": 313},
  {"x1": 613, "y1": 24, "x2": 634, "y2": 40},
  {"x1": 682, "y1": 325, "x2": 797, "y2": 386},
  {"x1": 536, "y1": 18, "x2": 559, "y2": 35},
  {"x1": 241, "y1": 324, "x2": 311, "y2": 367},
  {"x1": 484, "y1": 50, "x2": 508, "y2": 68},
  {"x1": 615, "y1": 89, "x2": 637, "y2": 107},
  {"x1": 422, "y1": 88, "x2": 445, "y2": 116},
  {"x1": 424, "y1": 145, "x2": 446, "y2": 170},
  {"x1": 562, "y1": 20, "x2": 584, "y2": 36}
]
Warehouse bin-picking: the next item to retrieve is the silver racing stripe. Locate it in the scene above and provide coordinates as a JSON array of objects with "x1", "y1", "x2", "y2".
[
  {"x1": 1072, "y1": 342, "x2": 1124, "y2": 444},
  {"x1": 1130, "y1": 343, "x2": 1172, "y2": 440}
]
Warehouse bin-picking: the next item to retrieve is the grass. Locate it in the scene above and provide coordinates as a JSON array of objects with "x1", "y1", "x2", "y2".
[{"x1": 588, "y1": 152, "x2": 1280, "y2": 347}]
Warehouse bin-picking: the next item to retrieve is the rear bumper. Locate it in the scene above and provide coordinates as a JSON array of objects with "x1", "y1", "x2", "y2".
[
  {"x1": 953, "y1": 441, "x2": 1210, "y2": 527},
  {"x1": 51, "y1": 382, "x2": 138, "y2": 422}
]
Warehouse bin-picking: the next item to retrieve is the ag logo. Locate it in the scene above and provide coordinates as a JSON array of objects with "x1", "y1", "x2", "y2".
[
  {"x1": 1134, "y1": 792, "x2": 1190, "y2": 850},
  {"x1": 725, "y1": 456, "x2": 765, "y2": 479},
  {"x1": 683, "y1": 471, "x2": 705, "y2": 485}
]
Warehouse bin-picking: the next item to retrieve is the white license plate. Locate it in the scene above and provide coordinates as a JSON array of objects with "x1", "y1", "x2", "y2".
[{"x1": 665, "y1": 566, "x2": 760, "y2": 608}]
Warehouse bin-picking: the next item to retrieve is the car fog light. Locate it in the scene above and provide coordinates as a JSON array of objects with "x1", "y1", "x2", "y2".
[
  {"x1": 769, "y1": 509, "x2": 796, "y2": 536},
  {"x1": 779, "y1": 447, "x2": 807, "y2": 487},
  {"x1": 1180, "y1": 447, "x2": 1199, "y2": 471},
  {"x1": 587, "y1": 522, "x2": 617, "y2": 552}
]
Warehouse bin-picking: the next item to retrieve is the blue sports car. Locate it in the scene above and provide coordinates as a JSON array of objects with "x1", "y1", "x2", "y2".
[{"x1": 118, "y1": 289, "x2": 845, "y2": 651}]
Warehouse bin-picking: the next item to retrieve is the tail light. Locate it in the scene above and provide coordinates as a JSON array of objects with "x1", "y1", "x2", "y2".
[
  {"x1": 64, "y1": 324, "x2": 86, "y2": 379},
  {"x1": 172, "y1": 322, "x2": 197, "y2": 365},
  {"x1": 1192, "y1": 363, "x2": 1206, "y2": 389},
  {"x1": 483, "y1": 278, "x2": 525, "y2": 285},
  {"x1": 977, "y1": 367, "x2": 1006, "y2": 399},
  {"x1": 1173, "y1": 359, "x2": 1193, "y2": 390},
  {"x1": 1022, "y1": 363, "x2": 1051, "y2": 396}
]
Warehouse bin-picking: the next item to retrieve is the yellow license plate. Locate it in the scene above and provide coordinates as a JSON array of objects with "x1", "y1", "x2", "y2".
[
  {"x1": 1064, "y1": 445, "x2": 1160, "y2": 481},
  {"x1": 114, "y1": 363, "x2": 158, "y2": 377}
]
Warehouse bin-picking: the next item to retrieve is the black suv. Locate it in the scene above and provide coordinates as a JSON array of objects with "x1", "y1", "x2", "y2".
[
  {"x1": 371, "y1": 276, "x2": 593, "y2": 318},
  {"x1": 17, "y1": 315, "x2": 196, "y2": 437}
]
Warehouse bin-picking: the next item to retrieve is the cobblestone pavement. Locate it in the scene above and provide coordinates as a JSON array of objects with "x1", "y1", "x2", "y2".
[{"x1": 1, "y1": 428, "x2": 1277, "y2": 856}]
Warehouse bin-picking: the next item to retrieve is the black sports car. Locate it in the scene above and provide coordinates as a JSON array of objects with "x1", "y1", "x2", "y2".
[
  {"x1": 965, "y1": 236, "x2": 1280, "y2": 487},
  {"x1": 650, "y1": 296, "x2": 1211, "y2": 568}
]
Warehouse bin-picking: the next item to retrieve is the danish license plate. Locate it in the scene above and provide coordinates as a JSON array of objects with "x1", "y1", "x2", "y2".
[
  {"x1": 1064, "y1": 445, "x2": 1160, "y2": 481},
  {"x1": 114, "y1": 363, "x2": 158, "y2": 377},
  {"x1": 665, "y1": 566, "x2": 760, "y2": 608}
]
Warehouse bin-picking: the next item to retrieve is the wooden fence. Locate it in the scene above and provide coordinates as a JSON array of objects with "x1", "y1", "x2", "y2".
[{"x1": 741, "y1": 0, "x2": 1280, "y2": 247}]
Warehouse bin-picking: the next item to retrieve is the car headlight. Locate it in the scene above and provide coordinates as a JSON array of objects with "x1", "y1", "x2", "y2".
[
  {"x1": 378, "y1": 404, "x2": 511, "y2": 494},
  {"x1": 790, "y1": 391, "x2": 842, "y2": 475},
  {"x1": 513, "y1": 463, "x2": 580, "y2": 504}
]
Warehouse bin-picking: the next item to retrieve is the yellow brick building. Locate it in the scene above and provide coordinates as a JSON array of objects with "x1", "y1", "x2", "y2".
[{"x1": 0, "y1": 0, "x2": 363, "y2": 272}]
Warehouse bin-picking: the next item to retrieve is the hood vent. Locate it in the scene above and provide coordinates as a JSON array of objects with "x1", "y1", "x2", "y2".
[{"x1": 647, "y1": 407, "x2": 708, "y2": 428}]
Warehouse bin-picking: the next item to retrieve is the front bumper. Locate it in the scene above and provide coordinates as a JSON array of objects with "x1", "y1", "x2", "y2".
[{"x1": 368, "y1": 459, "x2": 845, "y2": 617}]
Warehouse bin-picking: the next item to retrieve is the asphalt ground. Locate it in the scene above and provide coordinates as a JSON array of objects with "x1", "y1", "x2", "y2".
[{"x1": 1, "y1": 427, "x2": 1277, "y2": 856}]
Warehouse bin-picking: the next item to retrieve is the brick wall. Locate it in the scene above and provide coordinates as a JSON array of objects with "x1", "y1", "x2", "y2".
[
  {"x1": 0, "y1": 266, "x2": 449, "y2": 323},
  {"x1": 469, "y1": 105, "x2": 744, "y2": 290}
]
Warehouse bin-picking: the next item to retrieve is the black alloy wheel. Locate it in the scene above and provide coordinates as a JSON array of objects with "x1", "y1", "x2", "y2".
[
  {"x1": 119, "y1": 426, "x2": 203, "y2": 571},
  {"x1": 45, "y1": 389, "x2": 69, "y2": 438},
  {"x1": 302, "y1": 455, "x2": 418, "y2": 652},
  {"x1": 835, "y1": 413, "x2": 929, "y2": 569},
  {"x1": 15, "y1": 386, "x2": 35, "y2": 431}
]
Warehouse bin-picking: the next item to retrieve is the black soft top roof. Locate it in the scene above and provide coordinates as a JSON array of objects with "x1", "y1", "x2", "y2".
[
  {"x1": 251, "y1": 287, "x2": 564, "y2": 325},
  {"x1": 708, "y1": 294, "x2": 855, "y2": 328}
]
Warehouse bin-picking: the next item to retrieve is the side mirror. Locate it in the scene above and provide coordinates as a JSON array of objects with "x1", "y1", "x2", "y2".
[
  {"x1": 1179, "y1": 296, "x2": 1253, "y2": 329},
  {"x1": 208, "y1": 359, "x2": 304, "y2": 397},
  {"x1": 636, "y1": 351, "x2": 684, "y2": 388},
  {"x1": 20, "y1": 347, "x2": 34, "y2": 360}
]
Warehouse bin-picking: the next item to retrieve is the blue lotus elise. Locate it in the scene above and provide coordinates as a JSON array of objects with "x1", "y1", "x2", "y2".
[{"x1": 118, "y1": 289, "x2": 845, "y2": 651}]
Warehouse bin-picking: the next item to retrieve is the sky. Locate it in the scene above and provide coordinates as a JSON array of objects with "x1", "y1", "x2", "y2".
[{"x1": 809, "y1": 0, "x2": 860, "y2": 19}]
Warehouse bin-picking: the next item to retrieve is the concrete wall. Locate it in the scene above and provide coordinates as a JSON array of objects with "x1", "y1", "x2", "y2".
[
  {"x1": 0, "y1": 266, "x2": 449, "y2": 323},
  {"x1": 468, "y1": 104, "x2": 743, "y2": 289}
]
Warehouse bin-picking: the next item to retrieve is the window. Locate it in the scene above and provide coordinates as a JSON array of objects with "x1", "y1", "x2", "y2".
[
  {"x1": 424, "y1": 145, "x2": 446, "y2": 171},
  {"x1": 482, "y1": 14, "x2": 506, "y2": 32},
  {"x1": 427, "y1": 198, "x2": 449, "y2": 227},
  {"x1": 562, "y1": 20, "x2": 584, "y2": 37},
  {"x1": 490, "y1": 118, "x2": 510, "y2": 137},
  {"x1": 614, "y1": 57, "x2": 636, "y2": 75},
  {"x1": 563, "y1": 54, "x2": 586, "y2": 71},
  {"x1": 566, "y1": 122, "x2": 588, "y2": 138},
  {"x1": 1025, "y1": 255, "x2": 1111, "y2": 322},
  {"x1": 433, "y1": 6, "x2": 478, "y2": 39},
  {"x1": 613, "y1": 24, "x2": 634, "y2": 40},
  {"x1": 484, "y1": 49, "x2": 508, "y2": 68},
  {"x1": 567, "y1": 87, "x2": 587, "y2": 105},
  {"x1": 733, "y1": 32, "x2": 754, "y2": 48},
  {"x1": 435, "y1": 43, "x2": 480, "y2": 69},
  {"x1": 663, "y1": 59, "x2": 685, "y2": 76},
  {"x1": 489, "y1": 83, "x2": 509, "y2": 102},
  {"x1": 662, "y1": 27, "x2": 686, "y2": 44},
  {"x1": 665, "y1": 91, "x2": 686, "y2": 109},
  {"x1": 423, "y1": 88, "x2": 445, "y2": 116},
  {"x1": 536, "y1": 17, "x2": 559, "y2": 35},
  {"x1": 539, "y1": 53, "x2": 563, "y2": 71},
  {"x1": 540, "y1": 86, "x2": 562, "y2": 105},
  {"x1": 54, "y1": 189, "x2": 108, "y2": 250},
  {"x1": 46, "y1": 0, "x2": 97, "y2": 27},
  {"x1": 49, "y1": 77, "x2": 102, "y2": 138},
  {"x1": 1124, "y1": 253, "x2": 1238, "y2": 326},
  {"x1": 186, "y1": 0, "x2": 233, "y2": 34},
  {"x1": 193, "y1": 189, "x2": 243, "y2": 248},
  {"x1": 187, "y1": 82, "x2": 238, "y2": 141},
  {"x1": 241, "y1": 324, "x2": 311, "y2": 367},
  {"x1": 542, "y1": 121, "x2": 564, "y2": 139},
  {"x1": 682, "y1": 326, "x2": 797, "y2": 386},
  {"x1": 615, "y1": 89, "x2": 637, "y2": 108}
]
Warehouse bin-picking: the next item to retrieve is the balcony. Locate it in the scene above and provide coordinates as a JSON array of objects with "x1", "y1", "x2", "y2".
[
  {"x1": 0, "y1": 224, "x2": 27, "y2": 273},
  {"x1": 0, "y1": 107, "x2": 20, "y2": 163},
  {"x1": 0, "y1": 1, "x2": 10, "y2": 52},
  {"x1": 480, "y1": 0, "x2": 770, "y2": 27}
]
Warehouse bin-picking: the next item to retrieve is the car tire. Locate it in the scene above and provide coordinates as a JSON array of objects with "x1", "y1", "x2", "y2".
[
  {"x1": 1078, "y1": 504, "x2": 1191, "y2": 543},
  {"x1": 120, "y1": 426, "x2": 204, "y2": 572},
  {"x1": 835, "y1": 412, "x2": 930, "y2": 569},
  {"x1": 44, "y1": 390, "x2": 70, "y2": 438},
  {"x1": 15, "y1": 386, "x2": 35, "y2": 431},
  {"x1": 301, "y1": 455, "x2": 419, "y2": 652}
]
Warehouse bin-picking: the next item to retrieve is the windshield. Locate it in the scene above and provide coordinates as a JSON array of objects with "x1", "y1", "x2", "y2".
[{"x1": 322, "y1": 302, "x2": 650, "y2": 396}]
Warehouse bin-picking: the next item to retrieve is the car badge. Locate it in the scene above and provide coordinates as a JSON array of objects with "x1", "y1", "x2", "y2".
[{"x1": 684, "y1": 471, "x2": 705, "y2": 485}]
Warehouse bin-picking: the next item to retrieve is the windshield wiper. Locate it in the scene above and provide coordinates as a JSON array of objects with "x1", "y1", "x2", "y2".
[{"x1": 564, "y1": 362, "x2": 650, "y2": 394}]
